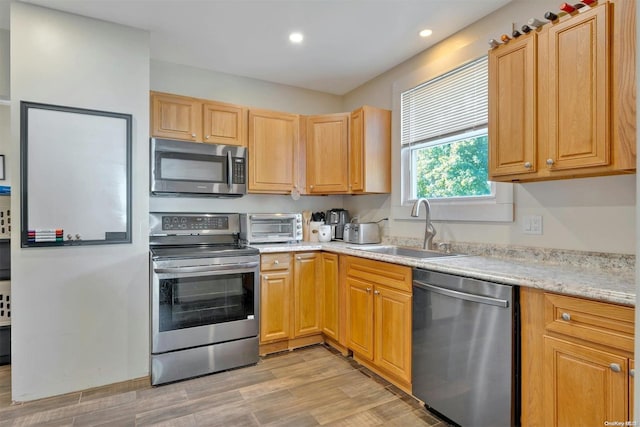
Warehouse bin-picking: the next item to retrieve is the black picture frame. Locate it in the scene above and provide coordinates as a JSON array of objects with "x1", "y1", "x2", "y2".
[{"x1": 20, "y1": 101, "x2": 132, "y2": 247}]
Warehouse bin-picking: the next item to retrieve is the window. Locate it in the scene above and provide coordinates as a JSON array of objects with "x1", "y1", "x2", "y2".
[
  {"x1": 401, "y1": 56, "x2": 490, "y2": 201},
  {"x1": 394, "y1": 55, "x2": 513, "y2": 222}
]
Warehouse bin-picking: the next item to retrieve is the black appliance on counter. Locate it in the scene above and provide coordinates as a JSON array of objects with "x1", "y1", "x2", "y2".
[{"x1": 325, "y1": 208, "x2": 349, "y2": 240}]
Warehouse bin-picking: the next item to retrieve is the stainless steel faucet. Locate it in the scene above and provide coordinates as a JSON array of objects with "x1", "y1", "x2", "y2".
[{"x1": 411, "y1": 198, "x2": 436, "y2": 250}]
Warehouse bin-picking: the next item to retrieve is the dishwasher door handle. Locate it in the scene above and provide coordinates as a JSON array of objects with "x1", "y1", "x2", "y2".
[{"x1": 413, "y1": 280, "x2": 509, "y2": 308}]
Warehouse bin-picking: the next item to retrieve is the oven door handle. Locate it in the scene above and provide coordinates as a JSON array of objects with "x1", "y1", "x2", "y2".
[{"x1": 154, "y1": 262, "x2": 259, "y2": 274}]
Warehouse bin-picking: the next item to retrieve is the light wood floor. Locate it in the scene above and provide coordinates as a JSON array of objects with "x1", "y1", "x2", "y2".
[{"x1": 0, "y1": 344, "x2": 447, "y2": 426}]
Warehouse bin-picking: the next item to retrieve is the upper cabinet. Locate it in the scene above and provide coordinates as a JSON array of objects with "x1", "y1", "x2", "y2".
[
  {"x1": 489, "y1": 1, "x2": 636, "y2": 182},
  {"x1": 151, "y1": 92, "x2": 247, "y2": 146},
  {"x1": 306, "y1": 113, "x2": 350, "y2": 194},
  {"x1": 248, "y1": 109, "x2": 301, "y2": 194},
  {"x1": 305, "y1": 107, "x2": 391, "y2": 195},
  {"x1": 350, "y1": 106, "x2": 391, "y2": 194}
]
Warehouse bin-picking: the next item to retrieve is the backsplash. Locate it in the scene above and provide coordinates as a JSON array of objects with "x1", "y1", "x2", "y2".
[{"x1": 382, "y1": 236, "x2": 635, "y2": 273}]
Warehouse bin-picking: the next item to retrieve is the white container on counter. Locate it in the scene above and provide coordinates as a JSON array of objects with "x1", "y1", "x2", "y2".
[{"x1": 318, "y1": 225, "x2": 332, "y2": 242}]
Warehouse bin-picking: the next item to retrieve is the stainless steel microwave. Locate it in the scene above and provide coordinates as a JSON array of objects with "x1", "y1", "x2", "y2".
[
  {"x1": 239, "y1": 213, "x2": 302, "y2": 244},
  {"x1": 150, "y1": 138, "x2": 246, "y2": 197}
]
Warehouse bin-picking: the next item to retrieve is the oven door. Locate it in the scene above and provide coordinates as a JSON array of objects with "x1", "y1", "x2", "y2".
[{"x1": 151, "y1": 255, "x2": 259, "y2": 354}]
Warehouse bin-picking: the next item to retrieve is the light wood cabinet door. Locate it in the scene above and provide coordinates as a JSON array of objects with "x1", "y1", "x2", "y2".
[
  {"x1": 202, "y1": 102, "x2": 246, "y2": 146},
  {"x1": 374, "y1": 285, "x2": 412, "y2": 384},
  {"x1": 151, "y1": 93, "x2": 201, "y2": 141},
  {"x1": 346, "y1": 277, "x2": 374, "y2": 361},
  {"x1": 349, "y1": 106, "x2": 391, "y2": 194},
  {"x1": 545, "y1": 4, "x2": 610, "y2": 172},
  {"x1": 259, "y1": 271, "x2": 291, "y2": 343},
  {"x1": 248, "y1": 109, "x2": 299, "y2": 193},
  {"x1": 306, "y1": 113, "x2": 349, "y2": 194},
  {"x1": 488, "y1": 34, "x2": 537, "y2": 178},
  {"x1": 631, "y1": 358, "x2": 635, "y2": 422},
  {"x1": 292, "y1": 253, "x2": 321, "y2": 337},
  {"x1": 321, "y1": 253, "x2": 340, "y2": 341},
  {"x1": 544, "y1": 335, "x2": 628, "y2": 426}
]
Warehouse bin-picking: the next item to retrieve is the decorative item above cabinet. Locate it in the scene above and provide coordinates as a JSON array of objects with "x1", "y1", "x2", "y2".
[{"x1": 488, "y1": 0, "x2": 636, "y2": 182}]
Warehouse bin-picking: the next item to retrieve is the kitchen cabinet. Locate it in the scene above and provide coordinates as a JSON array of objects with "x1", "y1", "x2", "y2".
[
  {"x1": 521, "y1": 288, "x2": 635, "y2": 426},
  {"x1": 259, "y1": 252, "x2": 323, "y2": 355},
  {"x1": 349, "y1": 106, "x2": 391, "y2": 194},
  {"x1": 306, "y1": 113, "x2": 350, "y2": 194},
  {"x1": 150, "y1": 92, "x2": 247, "y2": 146},
  {"x1": 489, "y1": 1, "x2": 636, "y2": 182},
  {"x1": 320, "y1": 252, "x2": 340, "y2": 343},
  {"x1": 344, "y1": 255, "x2": 412, "y2": 390},
  {"x1": 248, "y1": 109, "x2": 301, "y2": 194}
]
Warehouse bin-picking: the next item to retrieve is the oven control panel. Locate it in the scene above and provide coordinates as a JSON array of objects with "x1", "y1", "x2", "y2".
[{"x1": 161, "y1": 215, "x2": 229, "y2": 231}]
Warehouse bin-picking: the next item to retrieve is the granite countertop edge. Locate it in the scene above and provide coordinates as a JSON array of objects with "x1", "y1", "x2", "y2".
[{"x1": 250, "y1": 242, "x2": 636, "y2": 307}]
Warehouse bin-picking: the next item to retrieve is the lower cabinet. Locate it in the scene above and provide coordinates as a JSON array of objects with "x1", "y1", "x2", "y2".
[
  {"x1": 521, "y1": 288, "x2": 635, "y2": 426},
  {"x1": 320, "y1": 253, "x2": 341, "y2": 343},
  {"x1": 344, "y1": 255, "x2": 412, "y2": 391},
  {"x1": 259, "y1": 252, "x2": 323, "y2": 354}
]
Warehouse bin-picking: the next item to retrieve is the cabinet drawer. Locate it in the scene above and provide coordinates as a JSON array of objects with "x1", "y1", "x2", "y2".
[
  {"x1": 344, "y1": 256, "x2": 411, "y2": 292},
  {"x1": 544, "y1": 293, "x2": 634, "y2": 353},
  {"x1": 261, "y1": 253, "x2": 291, "y2": 271}
]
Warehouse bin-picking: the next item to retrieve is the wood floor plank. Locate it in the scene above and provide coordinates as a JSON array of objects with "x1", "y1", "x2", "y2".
[{"x1": 0, "y1": 344, "x2": 445, "y2": 426}]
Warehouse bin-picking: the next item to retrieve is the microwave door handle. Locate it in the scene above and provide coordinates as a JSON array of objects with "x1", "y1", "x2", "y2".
[{"x1": 227, "y1": 151, "x2": 233, "y2": 191}]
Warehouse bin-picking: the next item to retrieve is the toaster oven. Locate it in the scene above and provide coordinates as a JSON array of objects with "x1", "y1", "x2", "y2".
[{"x1": 239, "y1": 213, "x2": 302, "y2": 244}]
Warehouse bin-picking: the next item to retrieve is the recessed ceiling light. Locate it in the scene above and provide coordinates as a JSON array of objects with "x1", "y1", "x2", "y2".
[
  {"x1": 289, "y1": 32, "x2": 304, "y2": 43},
  {"x1": 419, "y1": 29, "x2": 433, "y2": 38}
]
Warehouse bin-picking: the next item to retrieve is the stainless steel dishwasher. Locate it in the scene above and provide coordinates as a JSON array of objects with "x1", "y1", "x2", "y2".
[{"x1": 412, "y1": 269, "x2": 519, "y2": 427}]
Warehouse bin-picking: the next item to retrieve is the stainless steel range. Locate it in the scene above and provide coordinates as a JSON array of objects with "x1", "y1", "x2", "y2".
[{"x1": 149, "y1": 212, "x2": 260, "y2": 385}]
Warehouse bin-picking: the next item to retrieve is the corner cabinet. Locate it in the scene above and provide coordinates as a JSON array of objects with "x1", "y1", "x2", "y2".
[
  {"x1": 150, "y1": 92, "x2": 247, "y2": 146},
  {"x1": 521, "y1": 288, "x2": 635, "y2": 426},
  {"x1": 349, "y1": 106, "x2": 391, "y2": 194},
  {"x1": 305, "y1": 113, "x2": 350, "y2": 194},
  {"x1": 489, "y1": 1, "x2": 636, "y2": 182},
  {"x1": 344, "y1": 256, "x2": 412, "y2": 391},
  {"x1": 248, "y1": 109, "x2": 301, "y2": 194}
]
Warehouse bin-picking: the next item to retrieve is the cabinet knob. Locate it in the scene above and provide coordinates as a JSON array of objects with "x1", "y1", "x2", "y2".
[
  {"x1": 631, "y1": 369, "x2": 635, "y2": 378},
  {"x1": 610, "y1": 363, "x2": 622, "y2": 373},
  {"x1": 374, "y1": 290, "x2": 380, "y2": 295},
  {"x1": 296, "y1": 256, "x2": 301, "y2": 260},
  {"x1": 546, "y1": 159, "x2": 555, "y2": 166},
  {"x1": 205, "y1": 135, "x2": 210, "y2": 139},
  {"x1": 309, "y1": 185, "x2": 314, "y2": 189},
  {"x1": 264, "y1": 275, "x2": 268, "y2": 280},
  {"x1": 366, "y1": 288, "x2": 371, "y2": 293},
  {"x1": 191, "y1": 133, "x2": 196, "y2": 137},
  {"x1": 524, "y1": 162, "x2": 532, "y2": 169},
  {"x1": 274, "y1": 260, "x2": 279, "y2": 265},
  {"x1": 561, "y1": 312, "x2": 571, "y2": 321}
]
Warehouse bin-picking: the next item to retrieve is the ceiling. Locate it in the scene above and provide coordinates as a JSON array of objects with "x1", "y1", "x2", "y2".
[{"x1": 0, "y1": 0, "x2": 512, "y2": 95}]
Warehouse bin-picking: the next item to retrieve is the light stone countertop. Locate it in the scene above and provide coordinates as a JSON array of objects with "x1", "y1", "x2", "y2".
[{"x1": 249, "y1": 241, "x2": 636, "y2": 306}]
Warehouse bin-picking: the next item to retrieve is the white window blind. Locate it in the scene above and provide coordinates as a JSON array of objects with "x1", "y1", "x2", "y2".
[{"x1": 401, "y1": 56, "x2": 488, "y2": 146}]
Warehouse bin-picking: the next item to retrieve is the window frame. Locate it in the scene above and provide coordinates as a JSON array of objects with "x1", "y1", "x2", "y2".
[{"x1": 392, "y1": 56, "x2": 513, "y2": 223}]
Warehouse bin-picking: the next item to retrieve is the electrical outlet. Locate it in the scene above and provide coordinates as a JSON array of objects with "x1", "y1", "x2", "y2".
[{"x1": 523, "y1": 215, "x2": 543, "y2": 235}]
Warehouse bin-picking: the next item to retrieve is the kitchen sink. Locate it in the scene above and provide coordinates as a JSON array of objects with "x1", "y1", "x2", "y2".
[{"x1": 348, "y1": 245, "x2": 462, "y2": 259}]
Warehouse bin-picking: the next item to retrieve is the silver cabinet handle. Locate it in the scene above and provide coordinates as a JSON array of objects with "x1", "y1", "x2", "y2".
[
  {"x1": 205, "y1": 135, "x2": 210, "y2": 139},
  {"x1": 274, "y1": 260, "x2": 279, "y2": 265},
  {"x1": 296, "y1": 256, "x2": 301, "y2": 260},
  {"x1": 191, "y1": 133, "x2": 196, "y2": 137},
  {"x1": 561, "y1": 312, "x2": 571, "y2": 321},
  {"x1": 524, "y1": 162, "x2": 532, "y2": 169},
  {"x1": 374, "y1": 290, "x2": 380, "y2": 295},
  {"x1": 630, "y1": 369, "x2": 635, "y2": 377},
  {"x1": 366, "y1": 288, "x2": 371, "y2": 293},
  {"x1": 264, "y1": 275, "x2": 268, "y2": 280},
  {"x1": 546, "y1": 158, "x2": 555, "y2": 166},
  {"x1": 610, "y1": 363, "x2": 621, "y2": 373},
  {"x1": 309, "y1": 185, "x2": 314, "y2": 189}
]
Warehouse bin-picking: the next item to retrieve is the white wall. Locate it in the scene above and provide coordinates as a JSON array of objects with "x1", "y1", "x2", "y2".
[
  {"x1": 11, "y1": 3, "x2": 150, "y2": 401},
  {"x1": 342, "y1": 0, "x2": 636, "y2": 255},
  {"x1": 150, "y1": 60, "x2": 346, "y2": 215},
  {"x1": 0, "y1": 29, "x2": 8, "y2": 99}
]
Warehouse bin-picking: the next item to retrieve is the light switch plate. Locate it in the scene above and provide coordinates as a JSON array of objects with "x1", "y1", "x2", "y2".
[{"x1": 523, "y1": 215, "x2": 543, "y2": 235}]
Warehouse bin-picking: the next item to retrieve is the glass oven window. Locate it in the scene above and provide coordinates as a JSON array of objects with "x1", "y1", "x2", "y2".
[
  {"x1": 158, "y1": 272, "x2": 254, "y2": 332},
  {"x1": 251, "y1": 219, "x2": 294, "y2": 237}
]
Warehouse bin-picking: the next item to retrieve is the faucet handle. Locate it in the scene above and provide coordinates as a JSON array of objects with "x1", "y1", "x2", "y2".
[{"x1": 438, "y1": 242, "x2": 452, "y2": 254}]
